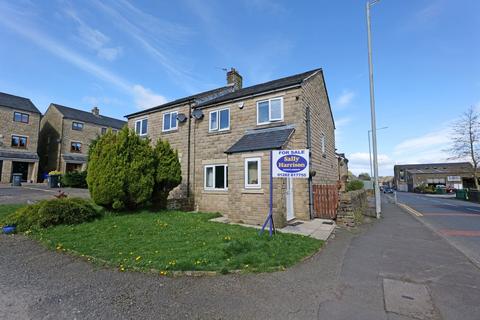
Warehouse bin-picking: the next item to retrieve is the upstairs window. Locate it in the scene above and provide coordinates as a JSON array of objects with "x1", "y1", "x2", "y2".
[
  {"x1": 72, "y1": 121, "x2": 84, "y2": 131},
  {"x1": 204, "y1": 164, "x2": 228, "y2": 190},
  {"x1": 209, "y1": 108, "x2": 230, "y2": 132},
  {"x1": 13, "y1": 112, "x2": 29, "y2": 124},
  {"x1": 257, "y1": 97, "x2": 283, "y2": 125},
  {"x1": 11, "y1": 135, "x2": 27, "y2": 148},
  {"x1": 245, "y1": 157, "x2": 261, "y2": 189},
  {"x1": 135, "y1": 118, "x2": 148, "y2": 136},
  {"x1": 163, "y1": 111, "x2": 178, "y2": 132},
  {"x1": 70, "y1": 142, "x2": 82, "y2": 153}
]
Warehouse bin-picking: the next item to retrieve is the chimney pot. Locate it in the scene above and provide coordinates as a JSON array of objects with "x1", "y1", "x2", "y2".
[
  {"x1": 92, "y1": 106, "x2": 100, "y2": 116},
  {"x1": 226, "y1": 67, "x2": 242, "y2": 91}
]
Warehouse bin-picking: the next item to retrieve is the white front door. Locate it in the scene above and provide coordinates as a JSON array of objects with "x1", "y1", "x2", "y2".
[{"x1": 286, "y1": 177, "x2": 295, "y2": 221}]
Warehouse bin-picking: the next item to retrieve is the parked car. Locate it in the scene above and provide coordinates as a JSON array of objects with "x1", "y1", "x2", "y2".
[{"x1": 383, "y1": 187, "x2": 394, "y2": 194}]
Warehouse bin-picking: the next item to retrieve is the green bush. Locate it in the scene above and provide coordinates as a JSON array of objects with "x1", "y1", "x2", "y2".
[
  {"x1": 87, "y1": 127, "x2": 155, "y2": 210},
  {"x1": 5, "y1": 198, "x2": 102, "y2": 231},
  {"x1": 61, "y1": 171, "x2": 87, "y2": 188},
  {"x1": 152, "y1": 139, "x2": 182, "y2": 209},
  {"x1": 346, "y1": 180, "x2": 364, "y2": 191}
]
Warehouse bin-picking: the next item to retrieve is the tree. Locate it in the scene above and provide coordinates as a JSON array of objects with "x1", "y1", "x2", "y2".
[
  {"x1": 449, "y1": 106, "x2": 480, "y2": 190},
  {"x1": 347, "y1": 170, "x2": 356, "y2": 181},
  {"x1": 87, "y1": 127, "x2": 155, "y2": 210},
  {"x1": 358, "y1": 172, "x2": 371, "y2": 181},
  {"x1": 152, "y1": 139, "x2": 182, "y2": 209}
]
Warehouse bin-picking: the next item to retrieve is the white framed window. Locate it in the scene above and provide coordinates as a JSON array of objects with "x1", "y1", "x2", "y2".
[
  {"x1": 204, "y1": 164, "x2": 228, "y2": 190},
  {"x1": 163, "y1": 111, "x2": 178, "y2": 132},
  {"x1": 209, "y1": 108, "x2": 230, "y2": 132},
  {"x1": 135, "y1": 118, "x2": 148, "y2": 136},
  {"x1": 245, "y1": 157, "x2": 261, "y2": 189},
  {"x1": 257, "y1": 97, "x2": 284, "y2": 125},
  {"x1": 72, "y1": 121, "x2": 84, "y2": 131},
  {"x1": 321, "y1": 133, "x2": 326, "y2": 155}
]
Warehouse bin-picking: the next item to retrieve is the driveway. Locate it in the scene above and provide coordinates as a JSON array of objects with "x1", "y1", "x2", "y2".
[
  {"x1": 395, "y1": 191, "x2": 480, "y2": 266},
  {"x1": 1, "y1": 198, "x2": 479, "y2": 319},
  {"x1": 0, "y1": 184, "x2": 90, "y2": 204}
]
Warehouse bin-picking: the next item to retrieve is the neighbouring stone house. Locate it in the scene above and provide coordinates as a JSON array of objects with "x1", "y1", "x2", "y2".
[
  {"x1": 0, "y1": 92, "x2": 41, "y2": 183},
  {"x1": 38, "y1": 104, "x2": 126, "y2": 179},
  {"x1": 126, "y1": 68, "x2": 338, "y2": 227}
]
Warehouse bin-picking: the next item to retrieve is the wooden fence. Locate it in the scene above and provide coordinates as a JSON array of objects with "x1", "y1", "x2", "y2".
[{"x1": 312, "y1": 184, "x2": 339, "y2": 219}]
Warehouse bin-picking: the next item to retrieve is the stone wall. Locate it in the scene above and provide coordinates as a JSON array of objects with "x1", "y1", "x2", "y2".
[{"x1": 337, "y1": 189, "x2": 367, "y2": 227}]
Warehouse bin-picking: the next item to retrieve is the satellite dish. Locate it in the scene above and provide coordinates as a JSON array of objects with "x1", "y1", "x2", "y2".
[
  {"x1": 192, "y1": 109, "x2": 204, "y2": 120},
  {"x1": 238, "y1": 102, "x2": 244, "y2": 109},
  {"x1": 177, "y1": 113, "x2": 187, "y2": 123}
]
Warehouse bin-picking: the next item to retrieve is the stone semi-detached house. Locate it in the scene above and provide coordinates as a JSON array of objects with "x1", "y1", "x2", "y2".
[
  {"x1": 0, "y1": 92, "x2": 41, "y2": 183},
  {"x1": 126, "y1": 68, "x2": 338, "y2": 227},
  {"x1": 38, "y1": 104, "x2": 126, "y2": 178}
]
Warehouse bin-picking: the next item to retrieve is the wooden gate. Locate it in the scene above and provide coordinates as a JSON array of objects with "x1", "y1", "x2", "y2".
[{"x1": 313, "y1": 184, "x2": 339, "y2": 219}]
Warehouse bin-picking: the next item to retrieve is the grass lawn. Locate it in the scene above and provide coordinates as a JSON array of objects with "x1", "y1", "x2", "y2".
[
  {"x1": 28, "y1": 210, "x2": 322, "y2": 273},
  {"x1": 0, "y1": 204, "x2": 24, "y2": 221}
]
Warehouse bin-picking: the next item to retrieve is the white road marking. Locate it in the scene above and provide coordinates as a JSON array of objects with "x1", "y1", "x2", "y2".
[{"x1": 466, "y1": 208, "x2": 480, "y2": 213}]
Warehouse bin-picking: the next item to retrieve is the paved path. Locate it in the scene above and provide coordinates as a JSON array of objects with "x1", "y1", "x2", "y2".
[
  {"x1": 1, "y1": 198, "x2": 479, "y2": 319},
  {"x1": 395, "y1": 192, "x2": 480, "y2": 267},
  {"x1": 0, "y1": 184, "x2": 89, "y2": 204}
]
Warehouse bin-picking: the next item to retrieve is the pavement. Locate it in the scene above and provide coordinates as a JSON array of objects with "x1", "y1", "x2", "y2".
[
  {"x1": 211, "y1": 216, "x2": 336, "y2": 240},
  {"x1": 394, "y1": 191, "x2": 480, "y2": 267},
  {"x1": 1, "y1": 195, "x2": 479, "y2": 319},
  {"x1": 0, "y1": 184, "x2": 90, "y2": 204}
]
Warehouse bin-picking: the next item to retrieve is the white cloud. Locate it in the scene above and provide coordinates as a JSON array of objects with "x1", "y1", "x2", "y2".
[
  {"x1": 335, "y1": 117, "x2": 351, "y2": 128},
  {"x1": 334, "y1": 90, "x2": 355, "y2": 109},
  {"x1": 348, "y1": 152, "x2": 393, "y2": 176},
  {"x1": 65, "y1": 8, "x2": 122, "y2": 61},
  {"x1": 132, "y1": 85, "x2": 167, "y2": 109},
  {"x1": 393, "y1": 130, "x2": 450, "y2": 155},
  {"x1": 0, "y1": 4, "x2": 166, "y2": 110}
]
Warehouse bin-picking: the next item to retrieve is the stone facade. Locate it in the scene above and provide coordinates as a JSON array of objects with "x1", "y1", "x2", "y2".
[
  {"x1": 0, "y1": 105, "x2": 41, "y2": 183},
  {"x1": 337, "y1": 189, "x2": 368, "y2": 227},
  {"x1": 38, "y1": 104, "x2": 125, "y2": 179},
  {"x1": 127, "y1": 70, "x2": 337, "y2": 226}
]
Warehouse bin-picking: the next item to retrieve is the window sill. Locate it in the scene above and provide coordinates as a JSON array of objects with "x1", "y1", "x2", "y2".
[
  {"x1": 162, "y1": 129, "x2": 178, "y2": 134},
  {"x1": 208, "y1": 130, "x2": 231, "y2": 135},
  {"x1": 202, "y1": 190, "x2": 229, "y2": 195},
  {"x1": 256, "y1": 121, "x2": 285, "y2": 128},
  {"x1": 242, "y1": 189, "x2": 264, "y2": 194}
]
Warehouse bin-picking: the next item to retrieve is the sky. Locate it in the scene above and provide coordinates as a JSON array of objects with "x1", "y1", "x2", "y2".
[{"x1": 0, "y1": 0, "x2": 479, "y2": 176}]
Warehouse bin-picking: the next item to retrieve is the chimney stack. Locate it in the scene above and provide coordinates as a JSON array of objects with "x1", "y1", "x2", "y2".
[
  {"x1": 226, "y1": 68, "x2": 242, "y2": 91},
  {"x1": 92, "y1": 106, "x2": 100, "y2": 116}
]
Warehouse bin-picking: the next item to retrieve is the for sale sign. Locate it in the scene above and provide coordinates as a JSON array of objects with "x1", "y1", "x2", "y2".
[{"x1": 272, "y1": 149, "x2": 310, "y2": 178}]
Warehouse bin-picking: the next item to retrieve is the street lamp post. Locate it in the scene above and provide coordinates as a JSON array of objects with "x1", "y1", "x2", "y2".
[
  {"x1": 366, "y1": 0, "x2": 381, "y2": 218},
  {"x1": 368, "y1": 126, "x2": 388, "y2": 180}
]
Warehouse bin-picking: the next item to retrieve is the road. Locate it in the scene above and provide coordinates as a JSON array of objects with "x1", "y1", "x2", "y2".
[
  {"x1": 1, "y1": 198, "x2": 480, "y2": 319},
  {"x1": 394, "y1": 192, "x2": 480, "y2": 267}
]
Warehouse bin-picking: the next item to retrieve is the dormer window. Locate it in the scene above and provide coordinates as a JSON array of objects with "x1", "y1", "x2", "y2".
[
  {"x1": 72, "y1": 121, "x2": 84, "y2": 131},
  {"x1": 257, "y1": 97, "x2": 283, "y2": 125}
]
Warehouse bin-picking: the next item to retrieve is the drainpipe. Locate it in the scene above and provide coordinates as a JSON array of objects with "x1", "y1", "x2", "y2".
[
  {"x1": 57, "y1": 117, "x2": 64, "y2": 171},
  {"x1": 306, "y1": 105, "x2": 314, "y2": 219},
  {"x1": 186, "y1": 103, "x2": 192, "y2": 199}
]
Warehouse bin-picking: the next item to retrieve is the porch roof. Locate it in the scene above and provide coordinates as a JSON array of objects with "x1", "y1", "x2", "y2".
[
  {"x1": 0, "y1": 150, "x2": 39, "y2": 162},
  {"x1": 225, "y1": 125, "x2": 294, "y2": 154},
  {"x1": 62, "y1": 153, "x2": 88, "y2": 164}
]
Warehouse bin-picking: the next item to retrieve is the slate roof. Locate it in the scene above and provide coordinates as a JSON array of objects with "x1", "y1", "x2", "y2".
[
  {"x1": 395, "y1": 162, "x2": 472, "y2": 170},
  {"x1": 0, "y1": 150, "x2": 39, "y2": 161},
  {"x1": 125, "y1": 86, "x2": 234, "y2": 119},
  {"x1": 197, "y1": 68, "x2": 321, "y2": 108},
  {"x1": 51, "y1": 104, "x2": 126, "y2": 129},
  {"x1": 0, "y1": 92, "x2": 41, "y2": 114},
  {"x1": 225, "y1": 125, "x2": 295, "y2": 154}
]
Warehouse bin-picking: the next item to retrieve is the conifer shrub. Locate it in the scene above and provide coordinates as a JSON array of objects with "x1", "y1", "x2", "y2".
[
  {"x1": 152, "y1": 139, "x2": 182, "y2": 209},
  {"x1": 61, "y1": 171, "x2": 87, "y2": 188},
  {"x1": 87, "y1": 127, "x2": 155, "y2": 210}
]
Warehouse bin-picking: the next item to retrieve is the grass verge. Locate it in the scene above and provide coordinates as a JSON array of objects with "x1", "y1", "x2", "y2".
[
  {"x1": 0, "y1": 204, "x2": 24, "y2": 221},
  {"x1": 7, "y1": 208, "x2": 322, "y2": 273}
]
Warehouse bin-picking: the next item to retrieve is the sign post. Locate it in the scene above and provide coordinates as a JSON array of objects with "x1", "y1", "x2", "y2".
[{"x1": 260, "y1": 149, "x2": 310, "y2": 236}]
